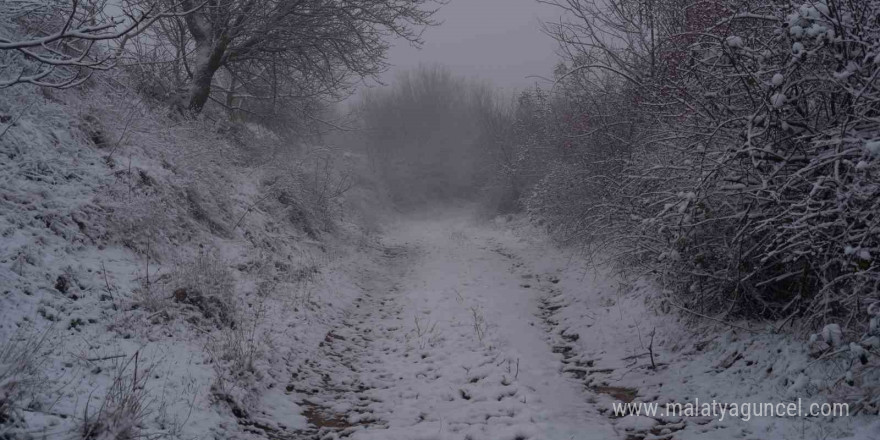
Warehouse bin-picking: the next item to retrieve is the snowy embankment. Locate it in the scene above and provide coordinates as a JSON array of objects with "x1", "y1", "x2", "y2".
[{"x1": 0, "y1": 83, "x2": 386, "y2": 439}]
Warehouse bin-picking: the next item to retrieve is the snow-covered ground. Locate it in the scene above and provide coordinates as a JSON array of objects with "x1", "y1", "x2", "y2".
[
  {"x1": 2, "y1": 83, "x2": 877, "y2": 440},
  {"x1": 295, "y1": 215, "x2": 617, "y2": 440},
  {"x1": 285, "y1": 213, "x2": 880, "y2": 440}
]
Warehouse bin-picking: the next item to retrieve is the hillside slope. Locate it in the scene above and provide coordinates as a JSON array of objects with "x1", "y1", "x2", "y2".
[{"x1": 0, "y1": 80, "x2": 388, "y2": 439}]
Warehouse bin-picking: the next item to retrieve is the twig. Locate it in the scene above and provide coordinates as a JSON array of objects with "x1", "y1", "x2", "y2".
[
  {"x1": 18, "y1": 406, "x2": 72, "y2": 419},
  {"x1": 133, "y1": 350, "x2": 139, "y2": 392},
  {"x1": 773, "y1": 309, "x2": 798, "y2": 333},
  {"x1": 106, "y1": 96, "x2": 143, "y2": 162},
  {"x1": 0, "y1": 98, "x2": 36, "y2": 140},
  {"x1": 101, "y1": 261, "x2": 118, "y2": 311},
  {"x1": 87, "y1": 354, "x2": 127, "y2": 362},
  {"x1": 666, "y1": 300, "x2": 758, "y2": 333},
  {"x1": 806, "y1": 347, "x2": 850, "y2": 368},
  {"x1": 232, "y1": 191, "x2": 276, "y2": 231}
]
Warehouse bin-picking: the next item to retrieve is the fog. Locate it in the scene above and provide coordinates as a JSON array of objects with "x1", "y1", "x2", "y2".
[
  {"x1": 379, "y1": 0, "x2": 561, "y2": 93},
  {"x1": 341, "y1": 1, "x2": 563, "y2": 209},
  {"x1": 349, "y1": 66, "x2": 501, "y2": 208}
]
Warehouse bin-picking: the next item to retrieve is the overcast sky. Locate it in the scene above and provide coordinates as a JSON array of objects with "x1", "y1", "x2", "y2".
[{"x1": 374, "y1": 0, "x2": 562, "y2": 96}]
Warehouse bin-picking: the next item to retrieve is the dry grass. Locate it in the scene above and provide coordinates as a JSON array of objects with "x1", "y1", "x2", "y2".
[
  {"x1": 0, "y1": 326, "x2": 52, "y2": 434},
  {"x1": 80, "y1": 352, "x2": 153, "y2": 440}
]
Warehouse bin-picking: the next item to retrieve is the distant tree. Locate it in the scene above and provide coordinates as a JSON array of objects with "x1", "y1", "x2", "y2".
[
  {"x1": 150, "y1": 0, "x2": 443, "y2": 114},
  {"x1": 358, "y1": 66, "x2": 499, "y2": 206}
]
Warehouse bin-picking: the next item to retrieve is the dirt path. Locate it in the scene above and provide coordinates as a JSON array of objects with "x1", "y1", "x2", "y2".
[
  {"x1": 274, "y1": 214, "x2": 880, "y2": 440},
  {"x1": 293, "y1": 216, "x2": 617, "y2": 440}
]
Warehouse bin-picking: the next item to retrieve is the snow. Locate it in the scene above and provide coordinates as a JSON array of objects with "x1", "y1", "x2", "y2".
[
  {"x1": 0, "y1": 82, "x2": 390, "y2": 439},
  {"x1": 823, "y1": 324, "x2": 843, "y2": 347},
  {"x1": 771, "y1": 73, "x2": 784, "y2": 86},
  {"x1": 864, "y1": 140, "x2": 880, "y2": 156},
  {"x1": 280, "y1": 214, "x2": 876, "y2": 440},
  {"x1": 725, "y1": 36, "x2": 743, "y2": 48},
  {"x1": 294, "y1": 216, "x2": 617, "y2": 439},
  {"x1": 771, "y1": 93, "x2": 786, "y2": 108},
  {"x1": 1, "y1": 78, "x2": 876, "y2": 440}
]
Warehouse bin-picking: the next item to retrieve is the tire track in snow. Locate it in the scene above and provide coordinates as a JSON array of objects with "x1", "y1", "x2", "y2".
[{"x1": 290, "y1": 244, "x2": 413, "y2": 439}]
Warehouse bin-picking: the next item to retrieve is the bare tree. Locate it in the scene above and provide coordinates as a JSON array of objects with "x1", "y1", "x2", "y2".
[
  {"x1": 0, "y1": 0, "x2": 192, "y2": 88},
  {"x1": 145, "y1": 0, "x2": 444, "y2": 114}
]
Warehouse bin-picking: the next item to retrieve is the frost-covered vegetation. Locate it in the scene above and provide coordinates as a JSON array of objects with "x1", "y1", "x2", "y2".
[
  {"x1": 3, "y1": 0, "x2": 880, "y2": 437},
  {"x1": 0, "y1": 76, "x2": 394, "y2": 438},
  {"x1": 482, "y1": 0, "x2": 880, "y2": 411},
  {"x1": 0, "y1": 1, "x2": 430, "y2": 438}
]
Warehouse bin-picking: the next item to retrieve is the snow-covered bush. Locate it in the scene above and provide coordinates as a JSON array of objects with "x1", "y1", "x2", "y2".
[
  {"x1": 506, "y1": 0, "x2": 880, "y2": 411},
  {"x1": 265, "y1": 148, "x2": 353, "y2": 238},
  {"x1": 532, "y1": 0, "x2": 880, "y2": 345},
  {"x1": 165, "y1": 252, "x2": 238, "y2": 328},
  {"x1": 641, "y1": 0, "x2": 880, "y2": 327},
  {"x1": 209, "y1": 309, "x2": 268, "y2": 396},
  {"x1": 512, "y1": 77, "x2": 641, "y2": 250}
]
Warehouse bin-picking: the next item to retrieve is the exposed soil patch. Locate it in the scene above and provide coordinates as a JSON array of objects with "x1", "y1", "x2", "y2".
[
  {"x1": 301, "y1": 402, "x2": 354, "y2": 430},
  {"x1": 590, "y1": 385, "x2": 638, "y2": 403}
]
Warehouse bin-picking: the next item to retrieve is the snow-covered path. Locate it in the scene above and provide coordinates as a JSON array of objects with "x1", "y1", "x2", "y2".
[{"x1": 299, "y1": 216, "x2": 616, "y2": 440}]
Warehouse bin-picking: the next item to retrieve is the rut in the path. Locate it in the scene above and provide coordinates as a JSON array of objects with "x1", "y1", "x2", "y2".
[
  {"x1": 531, "y1": 269, "x2": 686, "y2": 440},
  {"x1": 292, "y1": 245, "x2": 411, "y2": 439}
]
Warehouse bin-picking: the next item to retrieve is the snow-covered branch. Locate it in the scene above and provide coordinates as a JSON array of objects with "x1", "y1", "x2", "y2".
[{"x1": 0, "y1": 0, "x2": 200, "y2": 88}]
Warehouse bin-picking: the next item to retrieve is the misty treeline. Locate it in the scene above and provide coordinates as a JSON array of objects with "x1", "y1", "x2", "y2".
[
  {"x1": 355, "y1": 67, "x2": 500, "y2": 206},
  {"x1": 1, "y1": 0, "x2": 441, "y2": 120}
]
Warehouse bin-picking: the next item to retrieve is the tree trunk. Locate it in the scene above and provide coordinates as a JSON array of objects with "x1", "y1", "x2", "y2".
[
  {"x1": 225, "y1": 74, "x2": 238, "y2": 120},
  {"x1": 180, "y1": 0, "x2": 227, "y2": 115},
  {"x1": 187, "y1": 42, "x2": 226, "y2": 114}
]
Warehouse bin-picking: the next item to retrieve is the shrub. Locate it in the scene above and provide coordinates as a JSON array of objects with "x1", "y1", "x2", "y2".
[
  {"x1": 268, "y1": 148, "x2": 353, "y2": 237},
  {"x1": 531, "y1": 0, "x2": 880, "y2": 332},
  {"x1": 139, "y1": 252, "x2": 238, "y2": 329},
  {"x1": 519, "y1": 0, "x2": 880, "y2": 409}
]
